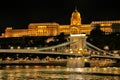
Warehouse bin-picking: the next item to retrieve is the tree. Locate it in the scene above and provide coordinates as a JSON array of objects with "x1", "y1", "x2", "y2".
[
  {"x1": 56, "y1": 32, "x2": 67, "y2": 43},
  {"x1": 87, "y1": 24, "x2": 104, "y2": 49},
  {"x1": 90, "y1": 24, "x2": 103, "y2": 37}
]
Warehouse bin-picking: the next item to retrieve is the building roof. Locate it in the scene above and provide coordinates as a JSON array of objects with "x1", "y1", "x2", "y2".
[
  {"x1": 91, "y1": 20, "x2": 120, "y2": 24},
  {"x1": 28, "y1": 22, "x2": 59, "y2": 26},
  {"x1": 71, "y1": 8, "x2": 81, "y2": 19}
]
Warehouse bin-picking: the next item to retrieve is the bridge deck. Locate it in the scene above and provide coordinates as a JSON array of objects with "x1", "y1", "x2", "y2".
[{"x1": 0, "y1": 60, "x2": 67, "y2": 66}]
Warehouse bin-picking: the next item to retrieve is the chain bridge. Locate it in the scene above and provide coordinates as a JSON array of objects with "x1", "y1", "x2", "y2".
[
  {"x1": 0, "y1": 41, "x2": 119, "y2": 60},
  {"x1": 0, "y1": 34, "x2": 120, "y2": 61}
]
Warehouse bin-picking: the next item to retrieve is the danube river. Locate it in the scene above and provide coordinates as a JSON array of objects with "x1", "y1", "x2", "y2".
[{"x1": 0, "y1": 65, "x2": 120, "y2": 80}]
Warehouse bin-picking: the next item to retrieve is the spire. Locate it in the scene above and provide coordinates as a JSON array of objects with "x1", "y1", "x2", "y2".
[
  {"x1": 75, "y1": 6, "x2": 78, "y2": 12},
  {"x1": 74, "y1": 0, "x2": 79, "y2": 11}
]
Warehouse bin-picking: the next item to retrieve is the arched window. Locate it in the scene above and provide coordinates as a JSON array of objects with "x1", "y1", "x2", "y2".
[{"x1": 70, "y1": 27, "x2": 79, "y2": 34}]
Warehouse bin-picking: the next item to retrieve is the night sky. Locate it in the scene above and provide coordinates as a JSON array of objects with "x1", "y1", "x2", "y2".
[{"x1": 0, "y1": 0, "x2": 120, "y2": 34}]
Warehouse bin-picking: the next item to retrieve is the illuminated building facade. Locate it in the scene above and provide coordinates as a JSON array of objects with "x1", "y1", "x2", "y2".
[{"x1": 1, "y1": 8, "x2": 120, "y2": 38}]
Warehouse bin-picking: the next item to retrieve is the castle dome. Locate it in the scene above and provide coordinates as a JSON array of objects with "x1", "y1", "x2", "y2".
[
  {"x1": 71, "y1": 8, "x2": 81, "y2": 25},
  {"x1": 71, "y1": 8, "x2": 81, "y2": 19}
]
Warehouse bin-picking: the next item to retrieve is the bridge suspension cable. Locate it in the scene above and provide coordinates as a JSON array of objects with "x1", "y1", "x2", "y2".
[
  {"x1": 38, "y1": 42, "x2": 70, "y2": 51},
  {"x1": 86, "y1": 42, "x2": 112, "y2": 56}
]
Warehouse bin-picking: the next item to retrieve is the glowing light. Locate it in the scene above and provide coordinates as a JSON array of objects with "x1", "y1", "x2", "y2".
[
  {"x1": 10, "y1": 46, "x2": 14, "y2": 49},
  {"x1": 70, "y1": 51, "x2": 73, "y2": 53},
  {"x1": 17, "y1": 46, "x2": 21, "y2": 49},
  {"x1": 79, "y1": 48, "x2": 82, "y2": 50},
  {"x1": 78, "y1": 51, "x2": 81, "y2": 54},
  {"x1": 70, "y1": 34, "x2": 86, "y2": 37},
  {"x1": 100, "y1": 23, "x2": 112, "y2": 26},
  {"x1": 34, "y1": 47, "x2": 37, "y2": 49},
  {"x1": 27, "y1": 47, "x2": 30, "y2": 50},
  {"x1": 25, "y1": 65, "x2": 30, "y2": 69},
  {"x1": 46, "y1": 37, "x2": 55, "y2": 43},
  {"x1": 104, "y1": 45, "x2": 109, "y2": 50},
  {"x1": 84, "y1": 58, "x2": 88, "y2": 62},
  {"x1": 38, "y1": 26, "x2": 47, "y2": 28},
  {"x1": 70, "y1": 57, "x2": 73, "y2": 60}
]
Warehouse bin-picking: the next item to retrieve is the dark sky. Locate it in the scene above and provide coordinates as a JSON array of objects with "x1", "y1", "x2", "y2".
[{"x1": 0, "y1": 0, "x2": 120, "y2": 33}]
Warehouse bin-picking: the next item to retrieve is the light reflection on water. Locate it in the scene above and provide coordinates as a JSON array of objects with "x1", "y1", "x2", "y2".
[{"x1": 0, "y1": 66, "x2": 120, "y2": 80}]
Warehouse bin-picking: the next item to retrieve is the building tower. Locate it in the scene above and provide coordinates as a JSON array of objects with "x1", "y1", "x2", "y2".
[
  {"x1": 70, "y1": 7, "x2": 82, "y2": 34},
  {"x1": 70, "y1": 7, "x2": 81, "y2": 25},
  {"x1": 70, "y1": 8, "x2": 87, "y2": 55},
  {"x1": 70, "y1": 34, "x2": 87, "y2": 55}
]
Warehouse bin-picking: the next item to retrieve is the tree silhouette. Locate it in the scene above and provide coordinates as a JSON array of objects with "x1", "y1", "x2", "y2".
[
  {"x1": 87, "y1": 24, "x2": 104, "y2": 49},
  {"x1": 90, "y1": 24, "x2": 103, "y2": 37}
]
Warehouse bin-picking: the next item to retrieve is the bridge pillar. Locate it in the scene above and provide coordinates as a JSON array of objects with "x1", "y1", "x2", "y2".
[{"x1": 70, "y1": 34, "x2": 87, "y2": 54}]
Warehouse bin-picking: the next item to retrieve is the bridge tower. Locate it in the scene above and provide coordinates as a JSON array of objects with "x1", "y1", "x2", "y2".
[{"x1": 70, "y1": 34, "x2": 87, "y2": 55}]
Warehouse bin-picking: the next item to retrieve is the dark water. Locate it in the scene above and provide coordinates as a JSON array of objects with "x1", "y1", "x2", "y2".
[{"x1": 0, "y1": 65, "x2": 120, "y2": 80}]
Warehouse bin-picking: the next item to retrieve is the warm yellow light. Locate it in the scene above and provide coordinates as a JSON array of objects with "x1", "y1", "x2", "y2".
[
  {"x1": 38, "y1": 26, "x2": 46, "y2": 28},
  {"x1": 70, "y1": 51, "x2": 73, "y2": 53},
  {"x1": 27, "y1": 47, "x2": 30, "y2": 50},
  {"x1": 70, "y1": 34, "x2": 86, "y2": 37},
  {"x1": 17, "y1": 46, "x2": 21, "y2": 49},
  {"x1": 78, "y1": 51, "x2": 81, "y2": 54},
  {"x1": 70, "y1": 57, "x2": 73, "y2": 60},
  {"x1": 6, "y1": 27, "x2": 12, "y2": 30},
  {"x1": 100, "y1": 23, "x2": 112, "y2": 26},
  {"x1": 73, "y1": 38, "x2": 78, "y2": 42},
  {"x1": 84, "y1": 58, "x2": 88, "y2": 62},
  {"x1": 79, "y1": 48, "x2": 82, "y2": 50}
]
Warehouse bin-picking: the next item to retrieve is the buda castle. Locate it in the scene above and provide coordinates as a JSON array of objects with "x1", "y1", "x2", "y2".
[{"x1": 1, "y1": 9, "x2": 120, "y2": 38}]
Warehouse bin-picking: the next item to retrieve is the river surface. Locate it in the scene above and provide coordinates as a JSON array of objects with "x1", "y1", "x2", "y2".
[{"x1": 0, "y1": 65, "x2": 120, "y2": 80}]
